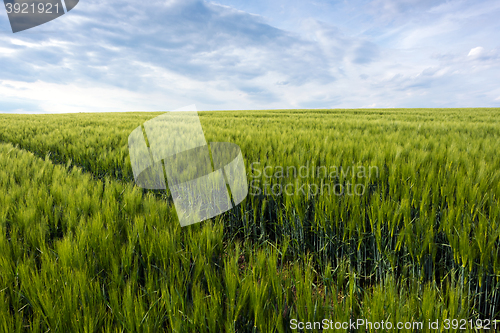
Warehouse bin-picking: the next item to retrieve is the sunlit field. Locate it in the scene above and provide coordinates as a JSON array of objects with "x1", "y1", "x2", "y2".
[{"x1": 0, "y1": 108, "x2": 499, "y2": 332}]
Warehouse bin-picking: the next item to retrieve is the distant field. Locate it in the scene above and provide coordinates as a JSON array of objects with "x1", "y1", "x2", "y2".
[{"x1": 0, "y1": 108, "x2": 499, "y2": 332}]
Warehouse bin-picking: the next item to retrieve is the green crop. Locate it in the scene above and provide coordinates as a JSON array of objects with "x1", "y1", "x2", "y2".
[{"x1": 0, "y1": 108, "x2": 499, "y2": 332}]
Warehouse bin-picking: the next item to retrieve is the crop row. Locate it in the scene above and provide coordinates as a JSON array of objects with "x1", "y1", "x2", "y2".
[
  {"x1": 1, "y1": 108, "x2": 499, "y2": 320},
  {"x1": 0, "y1": 142, "x2": 476, "y2": 331}
]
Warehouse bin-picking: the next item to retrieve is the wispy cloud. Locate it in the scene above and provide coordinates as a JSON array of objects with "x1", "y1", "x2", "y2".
[{"x1": 0, "y1": 0, "x2": 499, "y2": 112}]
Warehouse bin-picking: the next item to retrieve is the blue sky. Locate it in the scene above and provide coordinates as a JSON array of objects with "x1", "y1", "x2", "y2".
[{"x1": 0, "y1": 0, "x2": 499, "y2": 112}]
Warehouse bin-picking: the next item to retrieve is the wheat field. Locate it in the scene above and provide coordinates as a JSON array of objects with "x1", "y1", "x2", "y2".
[{"x1": 0, "y1": 108, "x2": 499, "y2": 332}]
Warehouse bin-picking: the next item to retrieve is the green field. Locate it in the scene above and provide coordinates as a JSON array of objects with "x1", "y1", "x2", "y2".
[{"x1": 0, "y1": 108, "x2": 499, "y2": 332}]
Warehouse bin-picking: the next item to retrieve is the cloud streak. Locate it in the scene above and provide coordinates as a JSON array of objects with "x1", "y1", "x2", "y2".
[{"x1": 0, "y1": 0, "x2": 499, "y2": 112}]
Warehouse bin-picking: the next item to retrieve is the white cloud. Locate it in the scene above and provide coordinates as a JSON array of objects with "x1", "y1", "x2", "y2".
[
  {"x1": 468, "y1": 46, "x2": 485, "y2": 58},
  {"x1": 1, "y1": 0, "x2": 500, "y2": 112},
  {"x1": 0, "y1": 79, "x2": 168, "y2": 113}
]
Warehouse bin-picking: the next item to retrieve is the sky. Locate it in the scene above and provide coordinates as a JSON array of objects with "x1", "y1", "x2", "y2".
[{"x1": 0, "y1": 0, "x2": 499, "y2": 113}]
